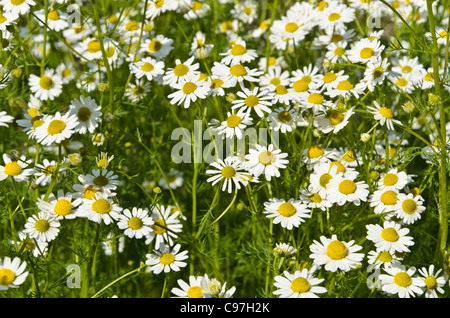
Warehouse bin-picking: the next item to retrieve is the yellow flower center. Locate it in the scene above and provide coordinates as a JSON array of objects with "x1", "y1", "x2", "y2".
[
  {"x1": 383, "y1": 173, "x2": 398, "y2": 186},
  {"x1": 28, "y1": 107, "x2": 39, "y2": 118},
  {"x1": 159, "y1": 253, "x2": 175, "y2": 265},
  {"x1": 275, "y1": 85, "x2": 288, "y2": 95},
  {"x1": 221, "y1": 166, "x2": 236, "y2": 179},
  {"x1": 226, "y1": 114, "x2": 242, "y2": 128},
  {"x1": 381, "y1": 227, "x2": 399, "y2": 242},
  {"x1": 331, "y1": 34, "x2": 344, "y2": 42},
  {"x1": 319, "y1": 173, "x2": 332, "y2": 188},
  {"x1": 425, "y1": 276, "x2": 437, "y2": 290},
  {"x1": 125, "y1": 21, "x2": 139, "y2": 31},
  {"x1": 270, "y1": 77, "x2": 281, "y2": 86},
  {"x1": 396, "y1": 77, "x2": 408, "y2": 87},
  {"x1": 229, "y1": 64, "x2": 247, "y2": 77},
  {"x1": 360, "y1": 47, "x2": 375, "y2": 59},
  {"x1": 334, "y1": 47, "x2": 345, "y2": 56},
  {"x1": 326, "y1": 240, "x2": 347, "y2": 260},
  {"x1": 191, "y1": 1, "x2": 203, "y2": 10},
  {"x1": 290, "y1": 277, "x2": 310, "y2": 293},
  {"x1": 152, "y1": 219, "x2": 166, "y2": 235},
  {"x1": 378, "y1": 251, "x2": 393, "y2": 262},
  {"x1": 92, "y1": 199, "x2": 112, "y2": 214},
  {"x1": 128, "y1": 217, "x2": 144, "y2": 230},
  {"x1": 329, "y1": 111, "x2": 345, "y2": 125},
  {"x1": 35, "y1": 219, "x2": 50, "y2": 233},
  {"x1": 277, "y1": 110, "x2": 292, "y2": 123},
  {"x1": 373, "y1": 67, "x2": 384, "y2": 78},
  {"x1": 87, "y1": 40, "x2": 101, "y2": 53},
  {"x1": 83, "y1": 185, "x2": 98, "y2": 200},
  {"x1": 54, "y1": 199, "x2": 72, "y2": 216},
  {"x1": 155, "y1": 0, "x2": 165, "y2": 8},
  {"x1": 173, "y1": 64, "x2": 189, "y2": 77},
  {"x1": 393, "y1": 272, "x2": 412, "y2": 287},
  {"x1": 231, "y1": 44, "x2": 246, "y2": 56},
  {"x1": 336, "y1": 80, "x2": 354, "y2": 91},
  {"x1": 323, "y1": 72, "x2": 337, "y2": 83},
  {"x1": 4, "y1": 162, "x2": 21, "y2": 176},
  {"x1": 48, "y1": 9, "x2": 60, "y2": 21},
  {"x1": 402, "y1": 199, "x2": 417, "y2": 214},
  {"x1": 39, "y1": 76, "x2": 54, "y2": 90},
  {"x1": 0, "y1": 268, "x2": 15, "y2": 286},
  {"x1": 338, "y1": 180, "x2": 356, "y2": 194},
  {"x1": 401, "y1": 65, "x2": 413, "y2": 73},
  {"x1": 187, "y1": 286, "x2": 203, "y2": 298},
  {"x1": 318, "y1": 0, "x2": 329, "y2": 11},
  {"x1": 309, "y1": 193, "x2": 323, "y2": 203},
  {"x1": 258, "y1": 150, "x2": 276, "y2": 165},
  {"x1": 0, "y1": 14, "x2": 6, "y2": 24},
  {"x1": 308, "y1": 145, "x2": 324, "y2": 158},
  {"x1": 211, "y1": 78, "x2": 223, "y2": 89},
  {"x1": 292, "y1": 79, "x2": 309, "y2": 92},
  {"x1": 342, "y1": 151, "x2": 355, "y2": 162},
  {"x1": 307, "y1": 93, "x2": 324, "y2": 105},
  {"x1": 77, "y1": 107, "x2": 91, "y2": 122},
  {"x1": 93, "y1": 175, "x2": 109, "y2": 187},
  {"x1": 182, "y1": 82, "x2": 197, "y2": 94},
  {"x1": 285, "y1": 22, "x2": 299, "y2": 33},
  {"x1": 11, "y1": 0, "x2": 26, "y2": 5},
  {"x1": 328, "y1": 12, "x2": 341, "y2": 21},
  {"x1": 380, "y1": 190, "x2": 398, "y2": 205},
  {"x1": 330, "y1": 161, "x2": 345, "y2": 173},
  {"x1": 278, "y1": 202, "x2": 296, "y2": 217},
  {"x1": 424, "y1": 73, "x2": 434, "y2": 82},
  {"x1": 379, "y1": 107, "x2": 393, "y2": 119},
  {"x1": 245, "y1": 95, "x2": 259, "y2": 107},
  {"x1": 47, "y1": 119, "x2": 66, "y2": 136},
  {"x1": 148, "y1": 40, "x2": 162, "y2": 52}
]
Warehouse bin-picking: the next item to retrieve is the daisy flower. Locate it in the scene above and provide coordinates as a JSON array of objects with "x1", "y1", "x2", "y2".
[
  {"x1": 299, "y1": 187, "x2": 333, "y2": 211},
  {"x1": 326, "y1": 174, "x2": 370, "y2": 206},
  {"x1": 299, "y1": 90, "x2": 334, "y2": 113},
  {"x1": 377, "y1": 168, "x2": 410, "y2": 191},
  {"x1": 35, "y1": 111, "x2": 78, "y2": 146},
  {"x1": 348, "y1": 38, "x2": 384, "y2": 64},
  {"x1": 273, "y1": 268, "x2": 327, "y2": 298},
  {"x1": 324, "y1": 41, "x2": 348, "y2": 64},
  {"x1": 318, "y1": 2, "x2": 355, "y2": 34},
  {"x1": 0, "y1": 111, "x2": 13, "y2": 127},
  {"x1": 211, "y1": 62, "x2": 262, "y2": 88},
  {"x1": 417, "y1": 264, "x2": 447, "y2": 298},
  {"x1": 167, "y1": 74, "x2": 210, "y2": 109},
  {"x1": 270, "y1": 14, "x2": 311, "y2": 46},
  {"x1": 367, "y1": 101, "x2": 402, "y2": 130},
  {"x1": 36, "y1": 190, "x2": 82, "y2": 220},
  {"x1": 231, "y1": 86, "x2": 273, "y2": 118},
  {"x1": 259, "y1": 65, "x2": 291, "y2": 90},
  {"x1": 389, "y1": 75, "x2": 417, "y2": 94},
  {"x1": 316, "y1": 70, "x2": 347, "y2": 91},
  {"x1": 364, "y1": 58, "x2": 391, "y2": 92},
  {"x1": 206, "y1": 156, "x2": 250, "y2": 193},
  {"x1": 267, "y1": 106, "x2": 300, "y2": 133},
  {"x1": 270, "y1": 84, "x2": 298, "y2": 105},
  {"x1": 67, "y1": 96, "x2": 102, "y2": 135},
  {"x1": 171, "y1": 276, "x2": 205, "y2": 298},
  {"x1": 23, "y1": 212, "x2": 60, "y2": 243},
  {"x1": 1, "y1": 0, "x2": 35, "y2": 15},
  {"x1": 190, "y1": 31, "x2": 214, "y2": 59},
  {"x1": 145, "y1": 204, "x2": 183, "y2": 249},
  {"x1": 302, "y1": 145, "x2": 339, "y2": 168},
  {"x1": 78, "y1": 169, "x2": 120, "y2": 192},
  {"x1": 56, "y1": 62, "x2": 76, "y2": 84},
  {"x1": 35, "y1": 8, "x2": 68, "y2": 32},
  {"x1": 244, "y1": 144, "x2": 289, "y2": 181},
  {"x1": 130, "y1": 56, "x2": 165, "y2": 81},
  {"x1": 367, "y1": 249, "x2": 403, "y2": 270},
  {"x1": 216, "y1": 108, "x2": 253, "y2": 140},
  {"x1": 184, "y1": 1, "x2": 210, "y2": 20},
  {"x1": 158, "y1": 169, "x2": 184, "y2": 190},
  {"x1": 309, "y1": 234, "x2": 364, "y2": 272},
  {"x1": 145, "y1": 0, "x2": 177, "y2": 20},
  {"x1": 369, "y1": 188, "x2": 400, "y2": 215},
  {"x1": 220, "y1": 40, "x2": 258, "y2": 65},
  {"x1": 78, "y1": 193, "x2": 123, "y2": 225},
  {"x1": 0, "y1": 153, "x2": 34, "y2": 182},
  {"x1": 28, "y1": 69, "x2": 63, "y2": 101},
  {"x1": 34, "y1": 159, "x2": 65, "y2": 186},
  {"x1": 163, "y1": 56, "x2": 200, "y2": 87},
  {"x1": 394, "y1": 193, "x2": 426, "y2": 225},
  {"x1": 201, "y1": 274, "x2": 236, "y2": 298},
  {"x1": 325, "y1": 78, "x2": 366, "y2": 99},
  {"x1": 0, "y1": 10, "x2": 19, "y2": 30},
  {"x1": 273, "y1": 243, "x2": 297, "y2": 257},
  {"x1": 125, "y1": 79, "x2": 150, "y2": 102},
  {"x1": 145, "y1": 243, "x2": 188, "y2": 274},
  {"x1": 141, "y1": 34, "x2": 174, "y2": 60},
  {"x1": 12, "y1": 231, "x2": 48, "y2": 257},
  {"x1": 117, "y1": 207, "x2": 154, "y2": 239},
  {"x1": 379, "y1": 262, "x2": 425, "y2": 298},
  {"x1": 263, "y1": 198, "x2": 311, "y2": 230},
  {"x1": 314, "y1": 107, "x2": 355, "y2": 134},
  {"x1": 308, "y1": 162, "x2": 342, "y2": 199},
  {"x1": 0, "y1": 257, "x2": 28, "y2": 291},
  {"x1": 366, "y1": 220, "x2": 415, "y2": 254},
  {"x1": 290, "y1": 64, "x2": 322, "y2": 94}
]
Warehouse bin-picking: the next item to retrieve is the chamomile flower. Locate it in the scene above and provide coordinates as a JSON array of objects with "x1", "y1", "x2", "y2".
[
  {"x1": 299, "y1": 187, "x2": 333, "y2": 211},
  {"x1": 0, "y1": 153, "x2": 34, "y2": 182},
  {"x1": 314, "y1": 107, "x2": 354, "y2": 134},
  {"x1": 35, "y1": 111, "x2": 78, "y2": 146},
  {"x1": 23, "y1": 212, "x2": 60, "y2": 243},
  {"x1": 267, "y1": 106, "x2": 300, "y2": 133},
  {"x1": 369, "y1": 188, "x2": 400, "y2": 215},
  {"x1": 55, "y1": 63, "x2": 76, "y2": 84},
  {"x1": 318, "y1": 2, "x2": 355, "y2": 34},
  {"x1": 302, "y1": 145, "x2": 339, "y2": 167},
  {"x1": 245, "y1": 144, "x2": 289, "y2": 181},
  {"x1": 273, "y1": 243, "x2": 297, "y2": 257},
  {"x1": 394, "y1": 193, "x2": 426, "y2": 225},
  {"x1": 367, "y1": 101, "x2": 402, "y2": 131},
  {"x1": 211, "y1": 62, "x2": 262, "y2": 88},
  {"x1": 364, "y1": 58, "x2": 391, "y2": 91},
  {"x1": 0, "y1": 111, "x2": 13, "y2": 127},
  {"x1": 125, "y1": 79, "x2": 150, "y2": 102},
  {"x1": 263, "y1": 198, "x2": 311, "y2": 230},
  {"x1": 184, "y1": 1, "x2": 210, "y2": 20},
  {"x1": 200, "y1": 274, "x2": 236, "y2": 298},
  {"x1": 28, "y1": 70, "x2": 63, "y2": 101},
  {"x1": 324, "y1": 41, "x2": 348, "y2": 64},
  {"x1": 35, "y1": 8, "x2": 68, "y2": 32},
  {"x1": 220, "y1": 40, "x2": 258, "y2": 65},
  {"x1": 316, "y1": 70, "x2": 347, "y2": 91},
  {"x1": 167, "y1": 74, "x2": 210, "y2": 108},
  {"x1": 0, "y1": 10, "x2": 19, "y2": 30},
  {"x1": 145, "y1": 243, "x2": 188, "y2": 274},
  {"x1": 390, "y1": 75, "x2": 417, "y2": 94},
  {"x1": 290, "y1": 64, "x2": 322, "y2": 94},
  {"x1": 145, "y1": 0, "x2": 177, "y2": 20},
  {"x1": 0, "y1": 257, "x2": 28, "y2": 291},
  {"x1": 326, "y1": 174, "x2": 369, "y2": 206},
  {"x1": 1, "y1": 0, "x2": 35, "y2": 15},
  {"x1": 141, "y1": 35, "x2": 174, "y2": 60},
  {"x1": 216, "y1": 108, "x2": 253, "y2": 140},
  {"x1": 34, "y1": 159, "x2": 65, "y2": 186},
  {"x1": 145, "y1": 204, "x2": 183, "y2": 249},
  {"x1": 37, "y1": 190, "x2": 82, "y2": 220},
  {"x1": 259, "y1": 65, "x2": 290, "y2": 90},
  {"x1": 78, "y1": 169, "x2": 120, "y2": 192},
  {"x1": 163, "y1": 56, "x2": 199, "y2": 86},
  {"x1": 270, "y1": 14, "x2": 311, "y2": 46},
  {"x1": 348, "y1": 38, "x2": 384, "y2": 64},
  {"x1": 300, "y1": 90, "x2": 334, "y2": 113},
  {"x1": 231, "y1": 86, "x2": 273, "y2": 118},
  {"x1": 325, "y1": 78, "x2": 366, "y2": 99},
  {"x1": 78, "y1": 193, "x2": 122, "y2": 225},
  {"x1": 417, "y1": 265, "x2": 447, "y2": 298},
  {"x1": 206, "y1": 156, "x2": 250, "y2": 193},
  {"x1": 117, "y1": 207, "x2": 154, "y2": 239},
  {"x1": 158, "y1": 169, "x2": 184, "y2": 190},
  {"x1": 379, "y1": 262, "x2": 425, "y2": 298},
  {"x1": 68, "y1": 96, "x2": 102, "y2": 135},
  {"x1": 12, "y1": 231, "x2": 48, "y2": 257},
  {"x1": 190, "y1": 31, "x2": 214, "y2": 59},
  {"x1": 366, "y1": 221, "x2": 415, "y2": 254},
  {"x1": 273, "y1": 268, "x2": 327, "y2": 298},
  {"x1": 171, "y1": 276, "x2": 205, "y2": 298},
  {"x1": 130, "y1": 56, "x2": 165, "y2": 81},
  {"x1": 367, "y1": 249, "x2": 403, "y2": 270},
  {"x1": 309, "y1": 234, "x2": 364, "y2": 272},
  {"x1": 270, "y1": 84, "x2": 298, "y2": 105},
  {"x1": 377, "y1": 168, "x2": 409, "y2": 191}
]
